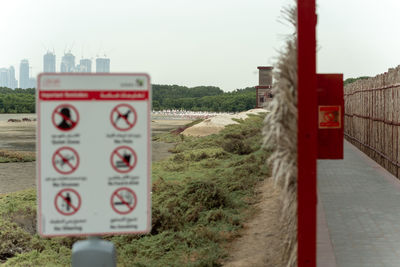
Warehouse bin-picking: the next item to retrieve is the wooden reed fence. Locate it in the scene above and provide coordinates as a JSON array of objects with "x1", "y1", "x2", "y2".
[{"x1": 344, "y1": 66, "x2": 400, "y2": 179}]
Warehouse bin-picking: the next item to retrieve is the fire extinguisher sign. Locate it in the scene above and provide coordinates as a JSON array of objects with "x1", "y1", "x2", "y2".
[{"x1": 37, "y1": 73, "x2": 151, "y2": 237}]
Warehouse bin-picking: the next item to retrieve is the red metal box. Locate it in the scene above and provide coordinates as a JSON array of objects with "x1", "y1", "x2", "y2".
[{"x1": 317, "y1": 74, "x2": 344, "y2": 159}]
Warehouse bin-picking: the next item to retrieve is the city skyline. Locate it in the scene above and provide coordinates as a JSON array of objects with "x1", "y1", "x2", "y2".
[{"x1": 1, "y1": 51, "x2": 111, "y2": 88}]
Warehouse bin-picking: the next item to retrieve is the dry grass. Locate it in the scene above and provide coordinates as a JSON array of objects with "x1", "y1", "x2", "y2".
[{"x1": 262, "y1": 4, "x2": 298, "y2": 267}]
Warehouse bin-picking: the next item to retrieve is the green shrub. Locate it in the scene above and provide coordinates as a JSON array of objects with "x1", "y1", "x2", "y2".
[{"x1": 0, "y1": 113, "x2": 270, "y2": 266}]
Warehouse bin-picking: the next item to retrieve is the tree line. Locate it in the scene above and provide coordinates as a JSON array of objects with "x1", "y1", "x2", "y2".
[
  {"x1": 0, "y1": 87, "x2": 35, "y2": 113},
  {"x1": 344, "y1": 76, "x2": 370, "y2": 86},
  {"x1": 152, "y1": 85, "x2": 256, "y2": 112},
  {"x1": 0, "y1": 85, "x2": 257, "y2": 114}
]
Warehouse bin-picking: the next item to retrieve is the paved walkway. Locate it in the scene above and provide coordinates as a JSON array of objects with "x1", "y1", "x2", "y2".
[{"x1": 317, "y1": 140, "x2": 400, "y2": 267}]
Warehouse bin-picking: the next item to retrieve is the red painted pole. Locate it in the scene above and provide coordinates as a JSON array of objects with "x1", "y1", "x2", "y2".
[{"x1": 297, "y1": 0, "x2": 317, "y2": 266}]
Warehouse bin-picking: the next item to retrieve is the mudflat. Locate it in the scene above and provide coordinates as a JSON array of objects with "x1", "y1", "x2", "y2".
[
  {"x1": 0, "y1": 119, "x2": 191, "y2": 194},
  {"x1": 0, "y1": 121, "x2": 36, "y2": 152}
]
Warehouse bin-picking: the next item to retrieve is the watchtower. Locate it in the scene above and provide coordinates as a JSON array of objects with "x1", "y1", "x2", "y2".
[{"x1": 256, "y1": 66, "x2": 273, "y2": 107}]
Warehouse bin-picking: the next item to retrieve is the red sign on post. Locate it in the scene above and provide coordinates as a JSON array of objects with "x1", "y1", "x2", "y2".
[{"x1": 317, "y1": 74, "x2": 344, "y2": 159}]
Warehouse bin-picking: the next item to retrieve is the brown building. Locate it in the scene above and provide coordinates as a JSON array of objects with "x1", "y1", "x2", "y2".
[{"x1": 256, "y1": 66, "x2": 273, "y2": 108}]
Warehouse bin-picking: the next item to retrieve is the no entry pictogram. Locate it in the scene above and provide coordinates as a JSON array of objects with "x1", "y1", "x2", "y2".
[
  {"x1": 54, "y1": 188, "x2": 81, "y2": 216},
  {"x1": 110, "y1": 146, "x2": 137, "y2": 173},
  {"x1": 52, "y1": 147, "x2": 80, "y2": 175},
  {"x1": 52, "y1": 104, "x2": 79, "y2": 131},
  {"x1": 110, "y1": 103, "x2": 137, "y2": 131},
  {"x1": 110, "y1": 187, "x2": 137, "y2": 215}
]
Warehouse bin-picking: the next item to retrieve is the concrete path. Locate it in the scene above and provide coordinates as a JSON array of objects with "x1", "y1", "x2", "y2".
[{"x1": 317, "y1": 140, "x2": 400, "y2": 267}]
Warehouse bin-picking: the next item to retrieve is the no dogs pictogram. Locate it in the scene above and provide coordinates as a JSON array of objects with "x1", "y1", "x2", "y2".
[
  {"x1": 110, "y1": 104, "x2": 137, "y2": 131},
  {"x1": 110, "y1": 146, "x2": 137, "y2": 173},
  {"x1": 52, "y1": 104, "x2": 79, "y2": 131},
  {"x1": 111, "y1": 187, "x2": 137, "y2": 215},
  {"x1": 52, "y1": 147, "x2": 80, "y2": 174},
  {"x1": 54, "y1": 188, "x2": 81, "y2": 216}
]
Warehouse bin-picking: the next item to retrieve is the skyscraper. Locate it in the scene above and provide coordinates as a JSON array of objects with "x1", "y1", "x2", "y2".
[
  {"x1": 8, "y1": 66, "x2": 18, "y2": 89},
  {"x1": 96, "y1": 57, "x2": 110, "y2": 73},
  {"x1": 0, "y1": 68, "x2": 9, "y2": 87},
  {"x1": 19, "y1": 59, "x2": 30, "y2": 89},
  {"x1": 78, "y1": 59, "x2": 92, "y2": 72},
  {"x1": 44, "y1": 51, "x2": 56, "y2": 72},
  {"x1": 60, "y1": 52, "x2": 75, "y2": 72},
  {"x1": 0, "y1": 67, "x2": 18, "y2": 89}
]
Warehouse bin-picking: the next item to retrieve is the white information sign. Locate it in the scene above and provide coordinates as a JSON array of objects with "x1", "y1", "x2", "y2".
[{"x1": 37, "y1": 73, "x2": 151, "y2": 237}]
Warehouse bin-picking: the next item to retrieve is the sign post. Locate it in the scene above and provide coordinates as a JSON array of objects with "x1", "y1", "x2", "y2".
[
  {"x1": 297, "y1": 0, "x2": 317, "y2": 266},
  {"x1": 37, "y1": 73, "x2": 151, "y2": 265}
]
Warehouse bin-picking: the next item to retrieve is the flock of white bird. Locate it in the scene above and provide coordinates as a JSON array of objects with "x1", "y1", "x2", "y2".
[{"x1": 151, "y1": 110, "x2": 234, "y2": 120}]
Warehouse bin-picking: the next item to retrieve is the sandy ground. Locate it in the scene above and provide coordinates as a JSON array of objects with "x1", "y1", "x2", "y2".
[
  {"x1": 0, "y1": 119, "x2": 190, "y2": 194},
  {"x1": 222, "y1": 178, "x2": 285, "y2": 267},
  {"x1": 182, "y1": 109, "x2": 267, "y2": 137}
]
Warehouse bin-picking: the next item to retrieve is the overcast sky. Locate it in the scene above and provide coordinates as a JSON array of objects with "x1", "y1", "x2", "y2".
[{"x1": 1, "y1": 0, "x2": 400, "y2": 91}]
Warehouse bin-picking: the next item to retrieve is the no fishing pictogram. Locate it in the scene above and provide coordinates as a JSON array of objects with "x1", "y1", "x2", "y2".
[
  {"x1": 110, "y1": 187, "x2": 137, "y2": 215},
  {"x1": 110, "y1": 103, "x2": 137, "y2": 131},
  {"x1": 52, "y1": 104, "x2": 79, "y2": 131},
  {"x1": 52, "y1": 147, "x2": 80, "y2": 175},
  {"x1": 110, "y1": 146, "x2": 137, "y2": 173},
  {"x1": 54, "y1": 188, "x2": 81, "y2": 216}
]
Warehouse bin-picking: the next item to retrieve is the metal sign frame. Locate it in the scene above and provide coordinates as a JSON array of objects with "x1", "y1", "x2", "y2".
[{"x1": 297, "y1": 0, "x2": 317, "y2": 266}]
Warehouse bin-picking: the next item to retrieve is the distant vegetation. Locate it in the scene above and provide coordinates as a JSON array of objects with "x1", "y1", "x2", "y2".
[
  {"x1": 0, "y1": 87, "x2": 35, "y2": 113},
  {"x1": 344, "y1": 76, "x2": 371, "y2": 86},
  {"x1": 153, "y1": 85, "x2": 256, "y2": 112},
  {"x1": 0, "y1": 85, "x2": 256, "y2": 114}
]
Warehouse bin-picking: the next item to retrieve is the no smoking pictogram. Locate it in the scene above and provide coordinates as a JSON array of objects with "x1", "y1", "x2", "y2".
[
  {"x1": 323, "y1": 111, "x2": 335, "y2": 123},
  {"x1": 318, "y1": 105, "x2": 341, "y2": 129},
  {"x1": 110, "y1": 146, "x2": 137, "y2": 173},
  {"x1": 110, "y1": 104, "x2": 137, "y2": 131},
  {"x1": 111, "y1": 187, "x2": 137, "y2": 215},
  {"x1": 52, "y1": 147, "x2": 80, "y2": 175},
  {"x1": 52, "y1": 104, "x2": 79, "y2": 131},
  {"x1": 54, "y1": 188, "x2": 81, "y2": 216}
]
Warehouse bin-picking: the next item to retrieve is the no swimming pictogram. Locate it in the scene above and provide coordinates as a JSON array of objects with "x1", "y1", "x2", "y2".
[
  {"x1": 52, "y1": 104, "x2": 79, "y2": 131},
  {"x1": 110, "y1": 103, "x2": 137, "y2": 131},
  {"x1": 110, "y1": 187, "x2": 137, "y2": 215},
  {"x1": 110, "y1": 146, "x2": 137, "y2": 173},
  {"x1": 54, "y1": 188, "x2": 81, "y2": 216},
  {"x1": 52, "y1": 147, "x2": 80, "y2": 175}
]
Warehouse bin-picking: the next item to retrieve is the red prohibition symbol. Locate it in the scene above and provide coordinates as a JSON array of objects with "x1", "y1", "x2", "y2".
[
  {"x1": 110, "y1": 146, "x2": 137, "y2": 173},
  {"x1": 110, "y1": 103, "x2": 137, "y2": 131},
  {"x1": 52, "y1": 147, "x2": 80, "y2": 175},
  {"x1": 52, "y1": 104, "x2": 79, "y2": 131},
  {"x1": 110, "y1": 187, "x2": 137, "y2": 215},
  {"x1": 54, "y1": 188, "x2": 81, "y2": 216}
]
